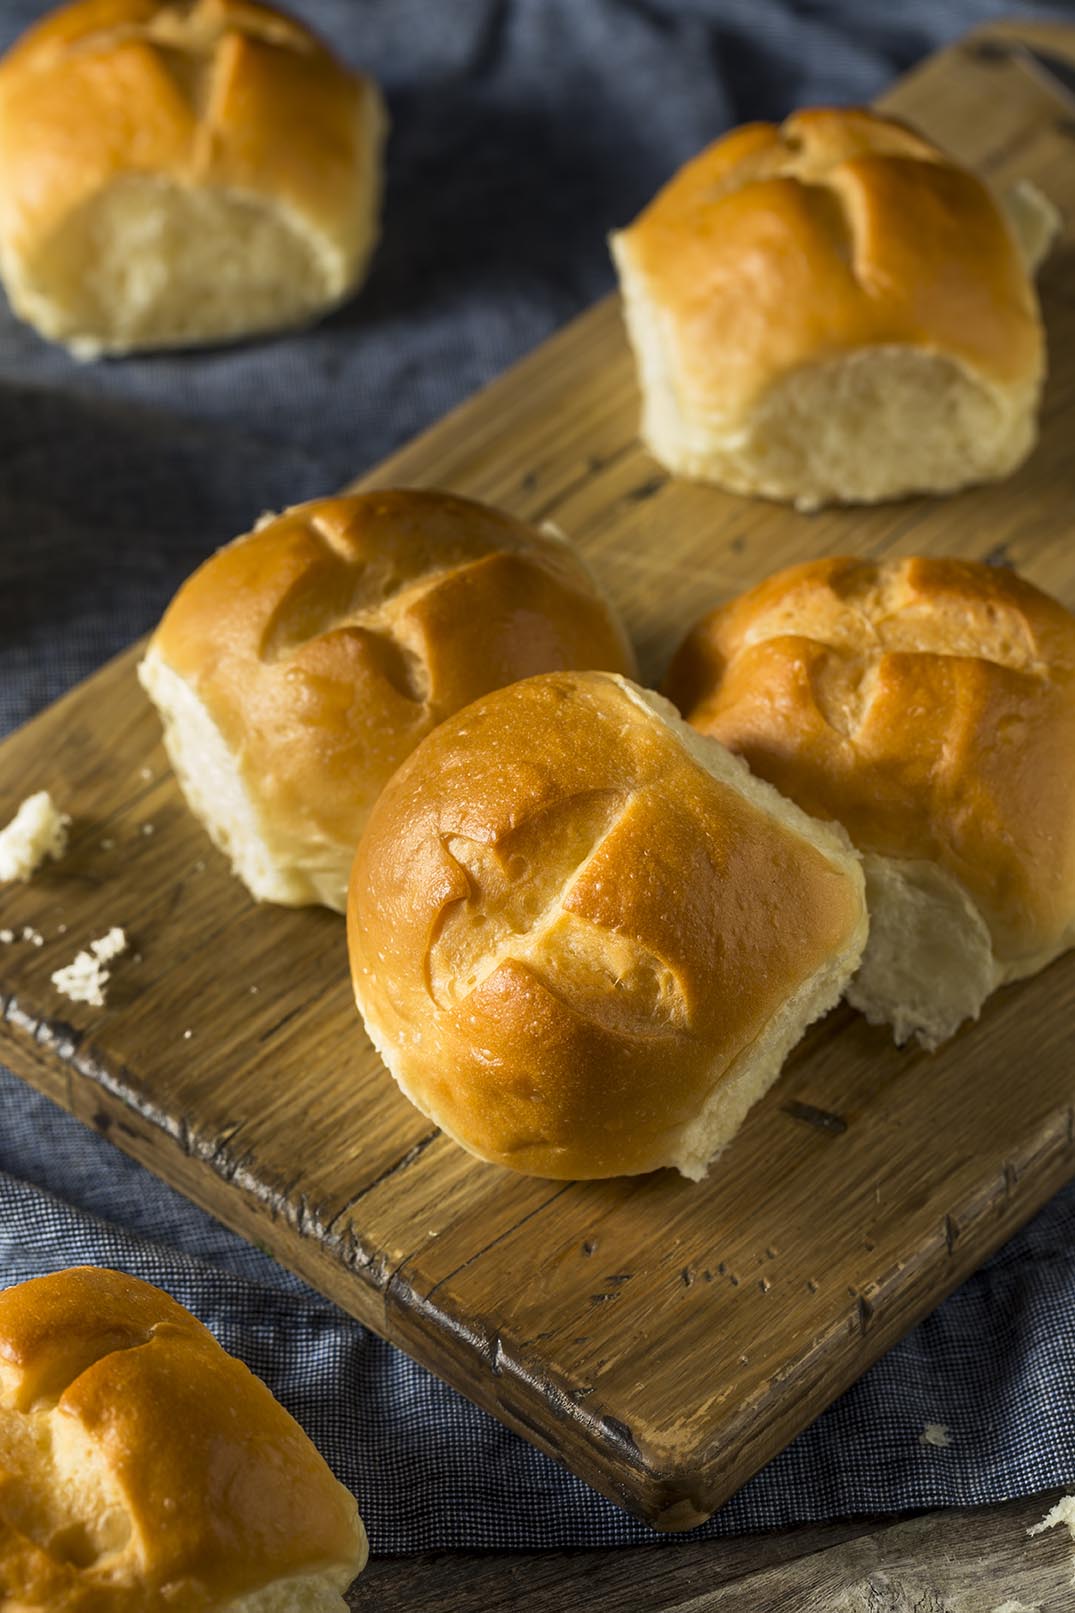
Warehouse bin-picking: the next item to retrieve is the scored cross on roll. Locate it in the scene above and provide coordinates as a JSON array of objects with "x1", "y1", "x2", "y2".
[
  {"x1": 348, "y1": 670, "x2": 868, "y2": 1180},
  {"x1": 139, "y1": 489, "x2": 636, "y2": 912}
]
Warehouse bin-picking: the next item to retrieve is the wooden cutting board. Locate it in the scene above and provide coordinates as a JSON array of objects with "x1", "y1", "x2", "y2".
[{"x1": 2, "y1": 21, "x2": 1074, "y2": 1531}]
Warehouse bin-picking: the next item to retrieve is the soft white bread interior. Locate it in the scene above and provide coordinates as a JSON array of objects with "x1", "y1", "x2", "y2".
[
  {"x1": 348, "y1": 670, "x2": 867, "y2": 1180},
  {"x1": 139, "y1": 490, "x2": 636, "y2": 912},
  {"x1": 1003, "y1": 178, "x2": 1062, "y2": 274},
  {"x1": 0, "y1": 1265, "x2": 366, "y2": 1611},
  {"x1": 664, "y1": 556, "x2": 1075, "y2": 1048},
  {"x1": 610, "y1": 107, "x2": 1049, "y2": 509},
  {"x1": 0, "y1": 0, "x2": 386, "y2": 356}
]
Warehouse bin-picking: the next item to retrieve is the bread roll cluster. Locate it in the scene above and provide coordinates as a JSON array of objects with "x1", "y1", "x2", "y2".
[
  {"x1": 0, "y1": 0, "x2": 386, "y2": 355},
  {"x1": 3, "y1": 3, "x2": 1058, "y2": 1176},
  {"x1": 0, "y1": 1266, "x2": 367, "y2": 1610},
  {"x1": 135, "y1": 504, "x2": 1075, "y2": 1179},
  {"x1": 139, "y1": 484, "x2": 1075, "y2": 1186}
]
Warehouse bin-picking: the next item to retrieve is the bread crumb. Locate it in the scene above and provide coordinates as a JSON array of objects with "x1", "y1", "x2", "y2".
[
  {"x1": 1028, "y1": 1495, "x2": 1075, "y2": 1587},
  {"x1": 100, "y1": 838, "x2": 115, "y2": 851},
  {"x1": 183, "y1": 1028, "x2": 193, "y2": 1039},
  {"x1": 139, "y1": 766, "x2": 153, "y2": 781},
  {"x1": 920, "y1": 1422, "x2": 952, "y2": 1448},
  {"x1": 1028, "y1": 1495, "x2": 1075, "y2": 1540},
  {"x1": 0, "y1": 792, "x2": 69, "y2": 882},
  {"x1": 21, "y1": 926, "x2": 43, "y2": 946},
  {"x1": 51, "y1": 927, "x2": 127, "y2": 1008},
  {"x1": 91, "y1": 929, "x2": 126, "y2": 963},
  {"x1": 141, "y1": 823, "x2": 155, "y2": 837}
]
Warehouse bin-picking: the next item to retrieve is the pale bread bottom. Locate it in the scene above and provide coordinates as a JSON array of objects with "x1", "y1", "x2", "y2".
[
  {"x1": 138, "y1": 647, "x2": 349, "y2": 911},
  {"x1": 8, "y1": 180, "x2": 341, "y2": 358},
  {"x1": 849, "y1": 852, "x2": 1074, "y2": 1051},
  {"x1": 219, "y1": 1565, "x2": 363, "y2": 1612},
  {"x1": 626, "y1": 686, "x2": 868, "y2": 1177}
]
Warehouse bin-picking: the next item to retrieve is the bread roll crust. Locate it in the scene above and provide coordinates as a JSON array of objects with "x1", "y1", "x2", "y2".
[
  {"x1": 665, "y1": 557, "x2": 1075, "y2": 1023},
  {"x1": 0, "y1": 0, "x2": 386, "y2": 353},
  {"x1": 141, "y1": 490, "x2": 636, "y2": 911},
  {"x1": 349, "y1": 670, "x2": 866, "y2": 1179},
  {"x1": 611, "y1": 108, "x2": 1046, "y2": 506},
  {"x1": 0, "y1": 1266, "x2": 365, "y2": 1611}
]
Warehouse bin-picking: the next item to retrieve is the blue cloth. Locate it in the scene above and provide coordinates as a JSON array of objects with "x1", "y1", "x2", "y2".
[{"x1": 1, "y1": 0, "x2": 1074, "y2": 1552}]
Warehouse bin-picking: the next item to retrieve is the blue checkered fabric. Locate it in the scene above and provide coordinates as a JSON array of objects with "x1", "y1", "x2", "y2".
[{"x1": 1, "y1": 0, "x2": 1073, "y2": 1552}]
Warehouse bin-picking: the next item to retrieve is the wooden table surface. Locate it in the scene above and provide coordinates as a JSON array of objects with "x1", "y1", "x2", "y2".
[{"x1": 351, "y1": 1489, "x2": 1075, "y2": 1610}]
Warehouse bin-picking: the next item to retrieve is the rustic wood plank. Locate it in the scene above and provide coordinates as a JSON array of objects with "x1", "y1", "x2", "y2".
[
  {"x1": 680, "y1": 1488, "x2": 1075, "y2": 1612},
  {"x1": 351, "y1": 1490, "x2": 1075, "y2": 1612},
  {"x1": 2, "y1": 23, "x2": 1074, "y2": 1529},
  {"x1": 350, "y1": 1518, "x2": 877, "y2": 1612}
]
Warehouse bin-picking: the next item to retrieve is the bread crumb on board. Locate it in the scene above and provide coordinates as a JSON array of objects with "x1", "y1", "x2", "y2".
[
  {"x1": 920, "y1": 1422, "x2": 952, "y2": 1448},
  {"x1": 0, "y1": 792, "x2": 70, "y2": 882},
  {"x1": 51, "y1": 928, "x2": 127, "y2": 1008}
]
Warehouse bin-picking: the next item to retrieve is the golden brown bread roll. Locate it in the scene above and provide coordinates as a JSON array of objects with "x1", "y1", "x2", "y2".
[
  {"x1": 610, "y1": 107, "x2": 1051, "y2": 509},
  {"x1": 664, "y1": 555, "x2": 1075, "y2": 1048},
  {"x1": 348, "y1": 670, "x2": 867, "y2": 1179},
  {"x1": 0, "y1": 1266, "x2": 366, "y2": 1611},
  {"x1": 0, "y1": 0, "x2": 386, "y2": 356},
  {"x1": 139, "y1": 490, "x2": 636, "y2": 911}
]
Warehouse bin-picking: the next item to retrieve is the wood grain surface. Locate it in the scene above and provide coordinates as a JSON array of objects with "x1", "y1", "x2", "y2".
[
  {"x1": 2, "y1": 21, "x2": 1075, "y2": 1531},
  {"x1": 353, "y1": 1489, "x2": 1075, "y2": 1611}
]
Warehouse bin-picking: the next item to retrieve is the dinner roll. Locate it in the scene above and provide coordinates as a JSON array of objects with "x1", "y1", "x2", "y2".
[
  {"x1": 665, "y1": 556, "x2": 1075, "y2": 1049},
  {"x1": 348, "y1": 671, "x2": 867, "y2": 1180},
  {"x1": 139, "y1": 490, "x2": 636, "y2": 912},
  {"x1": 610, "y1": 108, "x2": 1051, "y2": 509},
  {"x1": 0, "y1": 0, "x2": 386, "y2": 356},
  {"x1": 0, "y1": 1266, "x2": 366, "y2": 1611}
]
